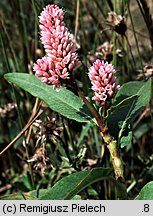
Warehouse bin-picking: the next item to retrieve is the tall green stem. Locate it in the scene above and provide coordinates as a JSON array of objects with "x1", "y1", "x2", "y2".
[
  {"x1": 78, "y1": 91, "x2": 127, "y2": 199},
  {"x1": 112, "y1": 0, "x2": 117, "y2": 66}
]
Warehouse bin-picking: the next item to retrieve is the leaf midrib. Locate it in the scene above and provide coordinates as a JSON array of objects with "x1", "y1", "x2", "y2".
[
  {"x1": 64, "y1": 169, "x2": 112, "y2": 199},
  {"x1": 6, "y1": 74, "x2": 91, "y2": 120}
]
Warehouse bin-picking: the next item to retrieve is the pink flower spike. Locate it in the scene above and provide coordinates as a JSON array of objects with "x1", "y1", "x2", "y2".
[
  {"x1": 88, "y1": 59, "x2": 120, "y2": 106},
  {"x1": 33, "y1": 4, "x2": 80, "y2": 91},
  {"x1": 39, "y1": 4, "x2": 79, "y2": 70}
]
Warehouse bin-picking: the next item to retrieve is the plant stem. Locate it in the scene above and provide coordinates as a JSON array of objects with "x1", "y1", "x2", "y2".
[
  {"x1": 78, "y1": 92, "x2": 123, "y2": 179},
  {"x1": 0, "y1": 105, "x2": 45, "y2": 156},
  {"x1": 0, "y1": 31, "x2": 11, "y2": 72},
  {"x1": 0, "y1": 16, "x2": 20, "y2": 71},
  {"x1": 112, "y1": 0, "x2": 117, "y2": 67},
  {"x1": 127, "y1": 1, "x2": 144, "y2": 75},
  {"x1": 137, "y1": 0, "x2": 153, "y2": 50},
  {"x1": 124, "y1": 34, "x2": 136, "y2": 73},
  {"x1": 112, "y1": 33, "x2": 117, "y2": 67},
  {"x1": 150, "y1": 77, "x2": 153, "y2": 133},
  {"x1": 78, "y1": 90, "x2": 127, "y2": 198},
  {"x1": 74, "y1": 0, "x2": 80, "y2": 40},
  {"x1": 104, "y1": 136, "x2": 123, "y2": 179}
]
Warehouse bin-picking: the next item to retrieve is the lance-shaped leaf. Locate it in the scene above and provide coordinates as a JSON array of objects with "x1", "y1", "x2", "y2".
[
  {"x1": 0, "y1": 193, "x2": 37, "y2": 200},
  {"x1": 4, "y1": 73, "x2": 93, "y2": 122},
  {"x1": 135, "y1": 181, "x2": 153, "y2": 200},
  {"x1": 38, "y1": 168, "x2": 112, "y2": 200},
  {"x1": 107, "y1": 79, "x2": 151, "y2": 141}
]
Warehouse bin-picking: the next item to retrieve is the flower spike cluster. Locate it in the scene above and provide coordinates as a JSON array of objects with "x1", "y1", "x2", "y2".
[
  {"x1": 88, "y1": 59, "x2": 120, "y2": 105},
  {"x1": 33, "y1": 4, "x2": 80, "y2": 90}
]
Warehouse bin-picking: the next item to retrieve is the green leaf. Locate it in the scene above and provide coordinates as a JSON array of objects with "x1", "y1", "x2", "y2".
[
  {"x1": 114, "y1": 81, "x2": 144, "y2": 104},
  {"x1": 135, "y1": 181, "x2": 153, "y2": 200},
  {"x1": 30, "y1": 189, "x2": 82, "y2": 200},
  {"x1": 30, "y1": 189, "x2": 47, "y2": 199},
  {"x1": 39, "y1": 168, "x2": 112, "y2": 200},
  {"x1": 22, "y1": 173, "x2": 33, "y2": 191},
  {"x1": 120, "y1": 130, "x2": 132, "y2": 148},
  {"x1": 134, "y1": 122, "x2": 151, "y2": 139},
  {"x1": 107, "y1": 79, "x2": 151, "y2": 140},
  {"x1": 71, "y1": 195, "x2": 82, "y2": 200},
  {"x1": 0, "y1": 193, "x2": 37, "y2": 200},
  {"x1": 4, "y1": 73, "x2": 93, "y2": 122},
  {"x1": 107, "y1": 94, "x2": 138, "y2": 117}
]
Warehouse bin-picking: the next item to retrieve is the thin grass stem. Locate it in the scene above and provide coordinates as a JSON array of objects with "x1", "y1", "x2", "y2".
[{"x1": 127, "y1": 2, "x2": 144, "y2": 75}]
